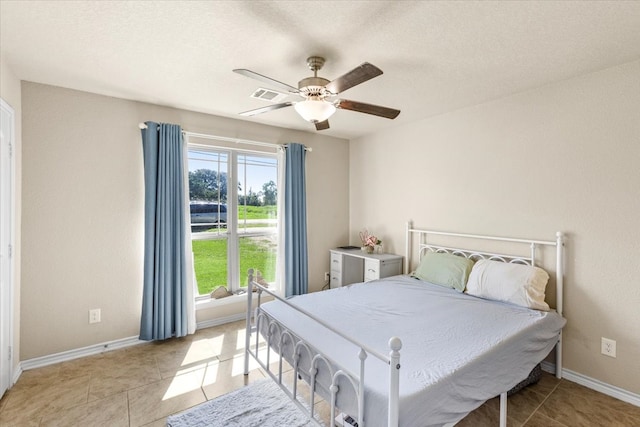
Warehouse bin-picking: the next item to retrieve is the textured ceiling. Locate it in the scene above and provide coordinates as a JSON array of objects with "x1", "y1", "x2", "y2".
[{"x1": 2, "y1": 1, "x2": 640, "y2": 139}]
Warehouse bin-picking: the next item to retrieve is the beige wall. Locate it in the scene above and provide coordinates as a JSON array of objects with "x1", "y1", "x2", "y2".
[
  {"x1": 349, "y1": 60, "x2": 640, "y2": 394},
  {"x1": 20, "y1": 82, "x2": 349, "y2": 360},
  {"x1": 0, "y1": 56, "x2": 22, "y2": 378}
]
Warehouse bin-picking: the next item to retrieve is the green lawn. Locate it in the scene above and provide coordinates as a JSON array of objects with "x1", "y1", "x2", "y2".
[
  {"x1": 238, "y1": 205, "x2": 277, "y2": 220},
  {"x1": 192, "y1": 235, "x2": 276, "y2": 295}
]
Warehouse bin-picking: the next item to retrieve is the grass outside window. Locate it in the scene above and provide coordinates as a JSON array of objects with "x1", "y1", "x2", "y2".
[{"x1": 192, "y1": 215, "x2": 277, "y2": 295}]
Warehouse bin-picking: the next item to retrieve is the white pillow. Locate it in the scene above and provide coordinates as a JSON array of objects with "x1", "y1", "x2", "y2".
[{"x1": 466, "y1": 259, "x2": 550, "y2": 311}]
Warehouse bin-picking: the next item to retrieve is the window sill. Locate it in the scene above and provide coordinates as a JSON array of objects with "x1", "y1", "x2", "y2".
[{"x1": 195, "y1": 291, "x2": 274, "y2": 311}]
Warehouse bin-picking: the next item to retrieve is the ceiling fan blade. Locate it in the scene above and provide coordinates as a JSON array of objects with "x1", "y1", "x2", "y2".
[
  {"x1": 239, "y1": 102, "x2": 294, "y2": 117},
  {"x1": 315, "y1": 120, "x2": 330, "y2": 131},
  {"x1": 336, "y1": 99, "x2": 400, "y2": 119},
  {"x1": 325, "y1": 63, "x2": 383, "y2": 94},
  {"x1": 233, "y1": 69, "x2": 299, "y2": 94}
]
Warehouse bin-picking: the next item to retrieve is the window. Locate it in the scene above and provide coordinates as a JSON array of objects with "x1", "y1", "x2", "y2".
[{"x1": 188, "y1": 147, "x2": 278, "y2": 297}]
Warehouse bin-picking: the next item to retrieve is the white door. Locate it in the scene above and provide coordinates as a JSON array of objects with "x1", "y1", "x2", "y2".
[{"x1": 0, "y1": 98, "x2": 15, "y2": 397}]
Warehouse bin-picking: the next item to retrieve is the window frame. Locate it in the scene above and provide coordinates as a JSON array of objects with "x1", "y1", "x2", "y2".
[{"x1": 187, "y1": 144, "x2": 279, "y2": 301}]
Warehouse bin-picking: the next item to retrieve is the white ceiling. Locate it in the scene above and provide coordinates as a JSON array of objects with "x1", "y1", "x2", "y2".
[{"x1": 2, "y1": 1, "x2": 640, "y2": 140}]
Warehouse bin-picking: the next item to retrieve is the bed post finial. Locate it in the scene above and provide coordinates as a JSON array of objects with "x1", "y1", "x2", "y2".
[{"x1": 389, "y1": 337, "x2": 402, "y2": 353}]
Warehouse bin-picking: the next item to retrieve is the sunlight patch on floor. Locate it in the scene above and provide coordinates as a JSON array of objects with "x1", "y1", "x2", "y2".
[
  {"x1": 208, "y1": 335, "x2": 224, "y2": 356},
  {"x1": 162, "y1": 369, "x2": 205, "y2": 400},
  {"x1": 236, "y1": 330, "x2": 247, "y2": 350},
  {"x1": 181, "y1": 338, "x2": 215, "y2": 366},
  {"x1": 203, "y1": 360, "x2": 220, "y2": 386}
]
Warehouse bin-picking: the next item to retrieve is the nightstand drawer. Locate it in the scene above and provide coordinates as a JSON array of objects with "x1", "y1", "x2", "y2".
[
  {"x1": 364, "y1": 259, "x2": 380, "y2": 282},
  {"x1": 330, "y1": 271, "x2": 342, "y2": 289},
  {"x1": 330, "y1": 252, "x2": 342, "y2": 273}
]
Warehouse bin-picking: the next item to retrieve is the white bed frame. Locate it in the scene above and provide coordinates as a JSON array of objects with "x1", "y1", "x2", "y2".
[{"x1": 244, "y1": 222, "x2": 564, "y2": 427}]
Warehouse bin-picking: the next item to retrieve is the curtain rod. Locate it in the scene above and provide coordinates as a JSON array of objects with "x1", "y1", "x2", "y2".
[{"x1": 138, "y1": 122, "x2": 312, "y2": 152}]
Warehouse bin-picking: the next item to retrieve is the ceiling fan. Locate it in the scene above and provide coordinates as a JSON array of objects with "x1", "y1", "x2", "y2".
[{"x1": 233, "y1": 56, "x2": 400, "y2": 131}]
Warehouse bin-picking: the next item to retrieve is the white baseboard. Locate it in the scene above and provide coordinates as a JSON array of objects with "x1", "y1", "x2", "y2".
[
  {"x1": 196, "y1": 312, "x2": 246, "y2": 330},
  {"x1": 17, "y1": 315, "x2": 245, "y2": 373},
  {"x1": 541, "y1": 361, "x2": 560, "y2": 376},
  {"x1": 12, "y1": 363, "x2": 23, "y2": 386},
  {"x1": 20, "y1": 335, "x2": 145, "y2": 371},
  {"x1": 542, "y1": 362, "x2": 640, "y2": 407}
]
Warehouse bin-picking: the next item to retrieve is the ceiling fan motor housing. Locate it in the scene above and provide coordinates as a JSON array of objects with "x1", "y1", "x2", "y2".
[{"x1": 298, "y1": 76, "x2": 332, "y2": 98}]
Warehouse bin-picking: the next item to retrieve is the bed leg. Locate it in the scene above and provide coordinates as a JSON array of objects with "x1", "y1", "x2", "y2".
[
  {"x1": 556, "y1": 331, "x2": 563, "y2": 379},
  {"x1": 499, "y1": 392, "x2": 507, "y2": 427}
]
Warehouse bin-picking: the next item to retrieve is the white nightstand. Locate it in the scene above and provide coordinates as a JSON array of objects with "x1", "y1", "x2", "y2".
[{"x1": 329, "y1": 248, "x2": 403, "y2": 288}]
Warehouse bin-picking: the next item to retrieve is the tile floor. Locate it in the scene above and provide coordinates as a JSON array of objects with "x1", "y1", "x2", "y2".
[{"x1": 1, "y1": 320, "x2": 639, "y2": 426}]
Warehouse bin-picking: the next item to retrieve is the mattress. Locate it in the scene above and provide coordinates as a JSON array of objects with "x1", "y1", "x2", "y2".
[{"x1": 258, "y1": 275, "x2": 566, "y2": 427}]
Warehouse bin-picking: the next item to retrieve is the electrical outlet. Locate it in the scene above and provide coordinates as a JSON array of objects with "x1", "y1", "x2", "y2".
[
  {"x1": 89, "y1": 308, "x2": 101, "y2": 324},
  {"x1": 601, "y1": 337, "x2": 616, "y2": 358},
  {"x1": 324, "y1": 272, "x2": 330, "y2": 284}
]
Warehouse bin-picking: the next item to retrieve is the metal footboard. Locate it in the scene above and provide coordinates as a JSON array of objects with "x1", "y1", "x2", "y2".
[{"x1": 243, "y1": 278, "x2": 402, "y2": 427}]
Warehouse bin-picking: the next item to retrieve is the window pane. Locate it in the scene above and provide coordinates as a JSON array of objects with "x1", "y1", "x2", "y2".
[
  {"x1": 237, "y1": 154, "x2": 277, "y2": 287},
  {"x1": 188, "y1": 149, "x2": 229, "y2": 296},
  {"x1": 239, "y1": 235, "x2": 277, "y2": 288},
  {"x1": 192, "y1": 238, "x2": 228, "y2": 295},
  {"x1": 188, "y1": 150, "x2": 228, "y2": 234}
]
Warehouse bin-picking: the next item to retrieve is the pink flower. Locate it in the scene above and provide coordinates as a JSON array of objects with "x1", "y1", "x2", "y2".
[{"x1": 360, "y1": 229, "x2": 381, "y2": 248}]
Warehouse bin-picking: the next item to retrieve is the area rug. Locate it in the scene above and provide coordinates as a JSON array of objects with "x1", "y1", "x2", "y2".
[{"x1": 166, "y1": 379, "x2": 325, "y2": 427}]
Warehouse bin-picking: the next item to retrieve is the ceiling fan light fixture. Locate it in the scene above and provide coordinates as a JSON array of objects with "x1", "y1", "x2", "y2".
[{"x1": 294, "y1": 99, "x2": 336, "y2": 123}]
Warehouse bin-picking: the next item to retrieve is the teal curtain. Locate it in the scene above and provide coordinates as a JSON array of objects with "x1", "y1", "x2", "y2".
[
  {"x1": 140, "y1": 121, "x2": 188, "y2": 340},
  {"x1": 284, "y1": 143, "x2": 308, "y2": 296}
]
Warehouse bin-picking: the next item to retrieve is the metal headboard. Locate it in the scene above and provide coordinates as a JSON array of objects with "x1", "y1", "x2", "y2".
[
  {"x1": 418, "y1": 244, "x2": 534, "y2": 266},
  {"x1": 404, "y1": 221, "x2": 565, "y2": 379}
]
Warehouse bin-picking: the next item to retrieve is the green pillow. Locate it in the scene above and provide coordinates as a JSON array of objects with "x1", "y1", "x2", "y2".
[{"x1": 411, "y1": 252, "x2": 475, "y2": 292}]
